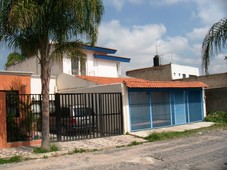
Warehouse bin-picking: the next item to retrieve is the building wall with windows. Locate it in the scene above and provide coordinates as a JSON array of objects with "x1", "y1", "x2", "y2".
[
  {"x1": 171, "y1": 64, "x2": 199, "y2": 79},
  {"x1": 7, "y1": 45, "x2": 130, "y2": 78},
  {"x1": 126, "y1": 64, "x2": 199, "y2": 81}
]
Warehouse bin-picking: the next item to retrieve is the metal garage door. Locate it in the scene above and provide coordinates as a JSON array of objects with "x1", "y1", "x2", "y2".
[{"x1": 174, "y1": 91, "x2": 187, "y2": 125}]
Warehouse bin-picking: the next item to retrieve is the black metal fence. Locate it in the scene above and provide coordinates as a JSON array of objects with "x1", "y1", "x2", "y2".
[
  {"x1": 5, "y1": 92, "x2": 123, "y2": 143},
  {"x1": 6, "y1": 93, "x2": 43, "y2": 142}
]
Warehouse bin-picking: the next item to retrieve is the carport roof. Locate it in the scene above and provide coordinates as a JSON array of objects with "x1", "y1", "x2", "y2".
[{"x1": 77, "y1": 76, "x2": 208, "y2": 88}]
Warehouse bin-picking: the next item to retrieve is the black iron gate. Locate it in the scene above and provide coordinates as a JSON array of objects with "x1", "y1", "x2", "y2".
[
  {"x1": 50, "y1": 93, "x2": 123, "y2": 142},
  {"x1": 5, "y1": 92, "x2": 123, "y2": 143}
]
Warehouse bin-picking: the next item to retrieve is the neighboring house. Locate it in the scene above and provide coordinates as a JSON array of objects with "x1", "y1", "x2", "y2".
[
  {"x1": 177, "y1": 72, "x2": 227, "y2": 112},
  {"x1": 126, "y1": 56, "x2": 199, "y2": 81},
  {"x1": 57, "y1": 74, "x2": 207, "y2": 132},
  {"x1": 6, "y1": 45, "x2": 131, "y2": 93},
  {"x1": 7, "y1": 45, "x2": 131, "y2": 78}
]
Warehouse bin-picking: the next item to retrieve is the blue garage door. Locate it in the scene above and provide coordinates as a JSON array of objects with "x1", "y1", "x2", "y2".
[
  {"x1": 151, "y1": 91, "x2": 171, "y2": 127},
  {"x1": 174, "y1": 91, "x2": 186, "y2": 125},
  {"x1": 188, "y1": 90, "x2": 203, "y2": 122},
  {"x1": 129, "y1": 92, "x2": 151, "y2": 131}
]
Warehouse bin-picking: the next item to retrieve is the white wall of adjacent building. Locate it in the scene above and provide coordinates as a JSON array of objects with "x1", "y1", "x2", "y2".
[
  {"x1": 171, "y1": 64, "x2": 199, "y2": 80},
  {"x1": 31, "y1": 76, "x2": 57, "y2": 94}
]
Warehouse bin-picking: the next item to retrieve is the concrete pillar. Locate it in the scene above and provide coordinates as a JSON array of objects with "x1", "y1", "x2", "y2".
[{"x1": 121, "y1": 83, "x2": 130, "y2": 133}]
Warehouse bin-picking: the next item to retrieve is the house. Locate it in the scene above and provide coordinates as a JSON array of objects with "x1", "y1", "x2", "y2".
[
  {"x1": 0, "y1": 46, "x2": 208, "y2": 148},
  {"x1": 6, "y1": 45, "x2": 130, "y2": 94},
  {"x1": 126, "y1": 55, "x2": 199, "y2": 81},
  {"x1": 7, "y1": 45, "x2": 131, "y2": 78},
  {"x1": 57, "y1": 74, "x2": 207, "y2": 132}
]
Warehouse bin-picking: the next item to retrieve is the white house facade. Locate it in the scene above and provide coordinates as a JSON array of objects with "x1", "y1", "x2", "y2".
[
  {"x1": 7, "y1": 45, "x2": 130, "y2": 78},
  {"x1": 6, "y1": 45, "x2": 131, "y2": 93}
]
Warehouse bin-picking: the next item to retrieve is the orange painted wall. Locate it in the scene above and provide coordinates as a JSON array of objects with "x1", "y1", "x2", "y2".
[
  {"x1": 0, "y1": 74, "x2": 31, "y2": 148},
  {"x1": 0, "y1": 92, "x2": 7, "y2": 148},
  {"x1": 0, "y1": 75, "x2": 31, "y2": 93}
]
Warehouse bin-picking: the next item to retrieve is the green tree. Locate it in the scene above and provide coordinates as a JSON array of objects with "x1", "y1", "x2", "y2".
[
  {"x1": 0, "y1": 0, "x2": 104, "y2": 149},
  {"x1": 5, "y1": 52, "x2": 25, "y2": 69},
  {"x1": 202, "y1": 18, "x2": 227, "y2": 74}
]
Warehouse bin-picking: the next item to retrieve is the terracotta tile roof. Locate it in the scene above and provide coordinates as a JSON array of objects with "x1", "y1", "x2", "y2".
[
  {"x1": 77, "y1": 75, "x2": 140, "y2": 84},
  {"x1": 124, "y1": 80, "x2": 208, "y2": 88},
  {"x1": 77, "y1": 76, "x2": 208, "y2": 88}
]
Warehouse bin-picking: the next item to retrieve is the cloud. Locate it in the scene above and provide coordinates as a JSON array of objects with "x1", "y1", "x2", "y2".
[
  {"x1": 97, "y1": 20, "x2": 168, "y2": 72},
  {"x1": 195, "y1": 0, "x2": 227, "y2": 25},
  {"x1": 104, "y1": 0, "x2": 124, "y2": 11},
  {"x1": 149, "y1": 0, "x2": 188, "y2": 6},
  {"x1": 104, "y1": 0, "x2": 144, "y2": 11},
  {"x1": 98, "y1": 20, "x2": 166, "y2": 52},
  {"x1": 128, "y1": 0, "x2": 144, "y2": 5},
  {"x1": 186, "y1": 27, "x2": 209, "y2": 41},
  {"x1": 97, "y1": 20, "x2": 198, "y2": 73}
]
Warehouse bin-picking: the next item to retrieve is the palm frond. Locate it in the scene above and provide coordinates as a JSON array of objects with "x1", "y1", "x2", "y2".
[
  {"x1": 50, "y1": 40, "x2": 85, "y2": 61},
  {"x1": 202, "y1": 18, "x2": 227, "y2": 74}
]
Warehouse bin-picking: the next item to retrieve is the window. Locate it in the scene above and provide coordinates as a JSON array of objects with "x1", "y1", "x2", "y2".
[
  {"x1": 71, "y1": 58, "x2": 79, "y2": 75},
  {"x1": 182, "y1": 74, "x2": 186, "y2": 78},
  {"x1": 71, "y1": 58, "x2": 86, "y2": 75}
]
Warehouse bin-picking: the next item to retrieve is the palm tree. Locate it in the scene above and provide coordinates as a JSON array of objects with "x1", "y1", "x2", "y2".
[
  {"x1": 5, "y1": 52, "x2": 25, "y2": 69},
  {"x1": 202, "y1": 18, "x2": 227, "y2": 74},
  {"x1": 0, "y1": 0, "x2": 104, "y2": 150}
]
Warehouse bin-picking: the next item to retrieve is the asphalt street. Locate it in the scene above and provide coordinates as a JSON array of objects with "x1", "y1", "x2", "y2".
[{"x1": 1, "y1": 129, "x2": 227, "y2": 170}]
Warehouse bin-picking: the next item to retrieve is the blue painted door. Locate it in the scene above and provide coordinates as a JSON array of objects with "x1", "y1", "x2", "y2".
[
  {"x1": 188, "y1": 90, "x2": 203, "y2": 122},
  {"x1": 174, "y1": 91, "x2": 186, "y2": 125},
  {"x1": 129, "y1": 92, "x2": 151, "y2": 131}
]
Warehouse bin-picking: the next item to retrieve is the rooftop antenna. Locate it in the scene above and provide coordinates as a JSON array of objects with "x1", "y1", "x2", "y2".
[{"x1": 156, "y1": 45, "x2": 160, "y2": 55}]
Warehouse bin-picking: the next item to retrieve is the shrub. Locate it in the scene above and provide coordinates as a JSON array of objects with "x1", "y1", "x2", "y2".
[{"x1": 205, "y1": 111, "x2": 227, "y2": 123}]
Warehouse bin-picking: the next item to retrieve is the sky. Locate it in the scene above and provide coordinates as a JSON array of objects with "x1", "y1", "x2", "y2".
[{"x1": 1, "y1": 0, "x2": 227, "y2": 75}]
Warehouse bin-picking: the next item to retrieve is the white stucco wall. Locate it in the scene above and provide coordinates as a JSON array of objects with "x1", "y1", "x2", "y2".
[
  {"x1": 171, "y1": 64, "x2": 199, "y2": 80},
  {"x1": 85, "y1": 51, "x2": 119, "y2": 77},
  {"x1": 31, "y1": 76, "x2": 57, "y2": 94},
  {"x1": 95, "y1": 59, "x2": 118, "y2": 77}
]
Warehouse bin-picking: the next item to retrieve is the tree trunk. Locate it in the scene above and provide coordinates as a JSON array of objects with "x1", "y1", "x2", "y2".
[{"x1": 40, "y1": 58, "x2": 51, "y2": 150}]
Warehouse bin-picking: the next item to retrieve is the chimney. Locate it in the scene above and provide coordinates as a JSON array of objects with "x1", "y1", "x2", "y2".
[{"x1": 153, "y1": 55, "x2": 160, "y2": 67}]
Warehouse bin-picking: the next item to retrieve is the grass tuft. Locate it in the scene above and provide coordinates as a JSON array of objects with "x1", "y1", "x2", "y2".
[
  {"x1": 50, "y1": 144, "x2": 59, "y2": 152},
  {"x1": 145, "y1": 130, "x2": 196, "y2": 142},
  {"x1": 127, "y1": 141, "x2": 143, "y2": 146},
  {"x1": 33, "y1": 144, "x2": 59, "y2": 154},
  {"x1": 0, "y1": 155, "x2": 22, "y2": 164},
  {"x1": 73, "y1": 148, "x2": 87, "y2": 154}
]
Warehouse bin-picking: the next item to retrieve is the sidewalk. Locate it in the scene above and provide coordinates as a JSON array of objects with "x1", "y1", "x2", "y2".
[
  {"x1": 0, "y1": 122, "x2": 214, "y2": 159},
  {"x1": 0, "y1": 135, "x2": 146, "y2": 159},
  {"x1": 130, "y1": 122, "x2": 214, "y2": 138}
]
